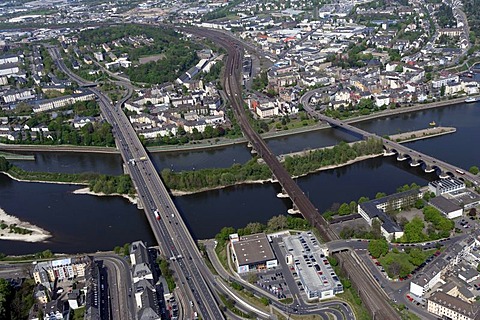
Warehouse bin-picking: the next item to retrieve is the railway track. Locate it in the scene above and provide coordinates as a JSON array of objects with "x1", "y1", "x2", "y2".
[{"x1": 182, "y1": 26, "x2": 400, "y2": 320}]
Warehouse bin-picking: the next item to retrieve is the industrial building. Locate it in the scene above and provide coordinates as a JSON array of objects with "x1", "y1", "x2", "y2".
[
  {"x1": 283, "y1": 231, "x2": 343, "y2": 301},
  {"x1": 429, "y1": 196, "x2": 463, "y2": 219},
  {"x1": 230, "y1": 233, "x2": 278, "y2": 274},
  {"x1": 429, "y1": 178, "x2": 466, "y2": 196}
]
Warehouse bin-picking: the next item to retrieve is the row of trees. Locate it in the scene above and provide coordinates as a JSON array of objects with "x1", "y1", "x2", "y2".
[
  {"x1": 160, "y1": 158, "x2": 272, "y2": 192},
  {"x1": 161, "y1": 139, "x2": 384, "y2": 192},
  {"x1": 283, "y1": 138, "x2": 384, "y2": 177},
  {"x1": 157, "y1": 258, "x2": 176, "y2": 292},
  {"x1": 143, "y1": 125, "x2": 227, "y2": 147},
  {"x1": 88, "y1": 174, "x2": 135, "y2": 195},
  {"x1": 215, "y1": 215, "x2": 310, "y2": 248},
  {"x1": 0, "y1": 278, "x2": 35, "y2": 320},
  {"x1": 125, "y1": 43, "x2": 199, "y2": 84},
  {"x1": 368, "y1": 239, "x2": 436, "y2": 278},
  {"x1": 1, "y1": 157, "x2": 134, "y2": 195}
]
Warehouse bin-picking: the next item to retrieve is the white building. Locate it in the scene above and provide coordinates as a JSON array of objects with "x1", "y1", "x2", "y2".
[
  {"x1": 32, "y1": 92, "x2": 96, "y2": 113},
  {"x1": 230, "y1": 233, "x2": 278, "y2": 274},
  {"x1": 427, "y1": 291, "x2": 480, "y2": 320},
  {"x1": 429, "y1": 196, "x2": 463, "y2": 219},
  {"x1": 429, "y1": 178, "x2": 466, "y2": 196}
]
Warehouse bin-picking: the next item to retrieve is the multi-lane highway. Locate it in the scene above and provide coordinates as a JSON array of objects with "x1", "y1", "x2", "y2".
[{"x1": 49, "y1": 47, "x2": 224, "y2": 320}]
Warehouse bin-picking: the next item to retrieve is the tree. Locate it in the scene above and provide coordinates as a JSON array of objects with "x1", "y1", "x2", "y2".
[
  {"x1": 267, "y1": 215, "x2": 288, "y2": 231},
  {"x1": 375, "y1": 192, "x2": 386, "y2": 199},
  {"x1": 402, "y1": 217, "x2": 426, "y2": 242},
  {"x1": 388, "y1": 261, "x2": 402, "y2": 278},
  {"x1": 371, "y1": 219, "x2": 382, "y2": 239},
  {"x1": 469, "y1": 208, "x2": 477, "y2": 217},
  {"x1": 215, "y1": 227, "x2": 235, "y2": 246},
  {"x1": 358, "y1": 196, "x2": 370, "y2": 204},
  {"x1": 0, "y1": 157, "x2": 11, "y2": 172},
  {"x1": 338, "y1": 203, "x2": 351, "y2": 216},
  {"x1": 368, "y1": 239, "x2": 389, "y2": 258},
  {"x1": 243, "y1": 222, "x2": 265, "y2": 235},
  {"x1": 0, "y1": 278, "x2": 11, "y2": 319},
  {"x1": 349, "y1": 201, "x2": 357, "y2": 213},
  {"x1": 414, "y1": 199, "x2": 425, "y2": 209},
  {"x1": 408, "y1": 248, "x2": 425, "y2": 266},
  {"x1": 469, "y1": 166, "x2": 479, "y2": 175}
]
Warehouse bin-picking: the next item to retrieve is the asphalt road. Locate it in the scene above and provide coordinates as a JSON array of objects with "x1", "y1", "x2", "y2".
[
  {"x1": 185, "y1": 26, "x2": 400, "y2": 319},
  {"x1": 301, "y1": 91, "x2": 480, "y2": 186},
  {"x1": 96, "y1": 255, "x2": 136, "y2": 320},
  {"x1": 49, "y1": 46, "x2": 224, "y2": 320}
]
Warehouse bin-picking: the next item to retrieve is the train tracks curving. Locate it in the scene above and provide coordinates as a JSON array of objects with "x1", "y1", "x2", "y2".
[{"x1": 184, "y1": 27, "x2": 400, "y2": 320}]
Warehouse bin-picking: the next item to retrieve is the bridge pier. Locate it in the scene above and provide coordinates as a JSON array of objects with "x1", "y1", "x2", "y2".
[
  {"x1": 397, "y1": 154, "x2": 407, "y2": 161},
  {"x1": 439, "y1": 172, "x2": 450, "y2": 179},
  {"x1": 287, "y1": 203, "x2": 300, "y2": 215},
  {"x1": 424, "y1": 165, "x2": 435, "y2": 173},
  {"x1": 410, "y1": 160, "x2": 421, "y2": 167},
  {"x1": 277, "y1": 187, "x2": 289, "y2": 198},
  {"x1": 383, "y1": 149, "x2": 395, "y2": 156}
]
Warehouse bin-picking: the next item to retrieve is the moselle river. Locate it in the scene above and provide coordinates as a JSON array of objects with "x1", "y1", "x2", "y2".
[
  {"x1": 9, "y1": 126, "x2": 358, "y2": 174},
  {"x1": 0, "y1": 102, "x2": 479, "y2": 254}
]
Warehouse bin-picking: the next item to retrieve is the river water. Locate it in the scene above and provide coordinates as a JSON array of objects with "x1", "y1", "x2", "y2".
[{"x1": 1, "y1": 101, "x2": 479, "y2": 254}]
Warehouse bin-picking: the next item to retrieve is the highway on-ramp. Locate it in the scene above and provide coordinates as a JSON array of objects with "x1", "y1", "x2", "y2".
[{"x1": 49, "y1": 46, "x2": 224, "y2": 320}]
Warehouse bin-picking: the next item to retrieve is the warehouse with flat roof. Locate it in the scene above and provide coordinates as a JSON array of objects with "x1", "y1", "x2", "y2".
[{"x1": 230, "y1": 233, "x2": 278, "y2": 273}]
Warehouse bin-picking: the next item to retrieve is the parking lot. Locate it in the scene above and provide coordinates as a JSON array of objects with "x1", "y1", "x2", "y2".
[{"x1": 252, "y1": 268, "x2": 291, "y2": 300}]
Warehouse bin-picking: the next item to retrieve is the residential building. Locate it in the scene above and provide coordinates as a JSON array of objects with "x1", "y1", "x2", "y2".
[
  {"x1": 32, "y1": 92, "x2": 95, "y2": 113},
  {"x1": 410, "y1": 237, "x2": 478, "y2": 297},
  {"x1": 427, "y1": 291, "x2": 480, "y2": 320},
  {"x1": 33, "y1": 256, "x2": 91, "y2": 284}
]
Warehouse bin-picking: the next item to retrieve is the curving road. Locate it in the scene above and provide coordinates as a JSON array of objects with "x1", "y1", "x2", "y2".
[
  {"x1": 204, "y1": 239, "x2": 355, "y2": 320},
  {"x1": 48, "y1": 46, "x2": 224, "y2": 320},
  {"x1": 182, "y1": 26, "x2": 402, "y2": 320}
]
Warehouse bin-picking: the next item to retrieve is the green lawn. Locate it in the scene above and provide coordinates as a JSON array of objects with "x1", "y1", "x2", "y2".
[{"x1": 378, "y1": 249, "x2": 436, "y2": 279}]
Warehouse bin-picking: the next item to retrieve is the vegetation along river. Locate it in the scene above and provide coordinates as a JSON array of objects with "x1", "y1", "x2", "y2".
[{"x1": 0, "y1": 101, "x2": 479, "y2": 254}]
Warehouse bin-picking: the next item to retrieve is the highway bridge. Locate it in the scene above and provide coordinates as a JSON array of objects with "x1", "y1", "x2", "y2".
[
  {"x1": 49, "y1": 47, "x2": 224, "y2": 320},
  {"x1": 183, "y1": 27, "x2": 401, "y2": 320},
  {"x1": 301, "y1": 94, "x2": 480, "y2": 185}
]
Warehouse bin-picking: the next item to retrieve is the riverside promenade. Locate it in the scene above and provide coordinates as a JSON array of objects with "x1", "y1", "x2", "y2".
[{"x1": 0, "y1": 97, "x2": 468, "y2": 155}]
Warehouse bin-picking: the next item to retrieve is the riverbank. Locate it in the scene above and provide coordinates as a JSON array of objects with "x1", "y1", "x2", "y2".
[
  {"x1": 1, "y1": 171, "x2": 87, "y2": 186},
  {"x1": 390, "y1": 126, "x2": 456, "y2": 143},
  {"x1": 276, "y1": 127, "x2": 456, "y2": 161},
  {"x1": 0, "y1": 97, "x2": 469, "y2": 155},
  {"x1": 169, "y1": 152, "x2": 384, "y2": 196},
  {"x1": 0, "y1": 151, "x2": 35, "y2": 161},
  {"x1": 72, "y1": 187, "x2": 138, "y2": 205},
  {"x1": 0, "y1": 208, "x2": 51, "y2": 242}
]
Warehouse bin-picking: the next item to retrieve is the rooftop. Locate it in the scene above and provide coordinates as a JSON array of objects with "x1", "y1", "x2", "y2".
[
  {"x1": 283, "y1": 231, "x2": 342, "y2": 296},
  {"x1": 232, "y1": 233, "x2": 276, "y2": 266},
  {"x1": 429, "y1": 291, "x2": 480, "y2": 318},
  {"x1": 429, "y1": 196, "x2": 462, "y2": 214}
]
